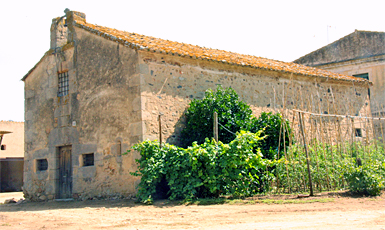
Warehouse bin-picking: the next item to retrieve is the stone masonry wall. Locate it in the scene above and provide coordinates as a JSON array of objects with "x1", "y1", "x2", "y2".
[
  {"x1": 23, "y1": 27, "x2": 142, "y2": 201},
  {"x1": 72, "y1": 28, "x2": 141, "y2": 200},
  {"x1": 137, "y1": 51, "x2": 370, "y2": 146}
]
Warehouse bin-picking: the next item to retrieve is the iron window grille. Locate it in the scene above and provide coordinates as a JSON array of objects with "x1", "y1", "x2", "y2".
[
  {"x1": 37, "y1": 159, "x2": 48, "y2": 171},
  {"x1": 58, "y1": 71, "x2": 69, "y2": 97},
  {"x1": 83, "y1": 153, "x2": 94, "y2": 167}
]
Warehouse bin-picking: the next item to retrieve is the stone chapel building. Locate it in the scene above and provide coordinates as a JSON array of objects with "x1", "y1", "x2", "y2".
[{"x1": 22, "y1": 10, "x2": 371, "y2": 201}]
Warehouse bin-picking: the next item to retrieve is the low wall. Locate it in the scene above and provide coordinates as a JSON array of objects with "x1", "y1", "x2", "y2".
[{"x1": 1, "y1": 158, "x2": 24, "y2": 192}]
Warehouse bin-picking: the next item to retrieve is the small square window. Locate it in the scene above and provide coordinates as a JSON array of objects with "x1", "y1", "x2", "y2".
[
  {"x1": 82, "y1": 153, "x2": 94, "y2": 167},
  {"x1": 37, "y1": 159, "x2": 48, "y2": 171},
  {"x1": 355, "y1": 128, "x2": 362, "y2": 137},
  {"x1": 58, "y1": 71, "x2": 69, "y2": 97}
]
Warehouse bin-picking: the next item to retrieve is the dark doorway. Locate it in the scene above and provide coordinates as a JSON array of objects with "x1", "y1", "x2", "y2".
[{"x1": 58, "y1": 146, "x2": 72, "y2": 199}]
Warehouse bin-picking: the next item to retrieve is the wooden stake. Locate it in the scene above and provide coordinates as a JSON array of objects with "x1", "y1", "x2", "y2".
[
  {"x1": 159, "y1": 114, "x2": 162, "y2": 148},
  {"x1": 213, "y1": 112, "x2": 218, "y2": 142},
  {"x1": 299, "y1": 111, "x2": 314, "y2": 196}
]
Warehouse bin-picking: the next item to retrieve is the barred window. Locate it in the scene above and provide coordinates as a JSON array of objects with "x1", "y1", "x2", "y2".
[
  {"x1": 37, "y1": 159, "x2": 48, "y2": 171},
  {"x1": 58, "y1": 71, "x2": 69, "y2": 97},
  {"x1": 82, "y1": 153, "x2": 94, "y2": 167}
]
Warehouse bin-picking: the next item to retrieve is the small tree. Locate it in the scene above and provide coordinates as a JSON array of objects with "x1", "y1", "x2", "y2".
[
  {"x1": 180, "y1": 86, "x2": 253, "y2": 148},
  {"x1": 180, "y1": 86, "x2": 292, "y2": 160}
]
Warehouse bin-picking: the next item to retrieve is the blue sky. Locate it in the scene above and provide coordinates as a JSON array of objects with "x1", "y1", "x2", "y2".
[{"x1": 1, "y1": 0, "x2": 384, "y2": 122}]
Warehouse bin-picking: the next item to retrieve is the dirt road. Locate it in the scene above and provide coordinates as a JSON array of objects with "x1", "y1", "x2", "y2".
[{"x1": 1, "y1": 192, "x2": 385, "y2": 230}]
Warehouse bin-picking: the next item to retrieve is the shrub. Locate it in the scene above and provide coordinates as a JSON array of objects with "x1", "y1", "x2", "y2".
[
  {"x1": 344, "y1": 160, "x2": 385, "y2": 196},
  {"x1": 243, "y1": 112, "x2": 292, "y2": 160},
  {"x1": 130, "y1": 130, "x2": 274, "y2": 203}
]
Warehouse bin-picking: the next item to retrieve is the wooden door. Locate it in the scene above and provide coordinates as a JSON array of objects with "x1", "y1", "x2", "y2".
[{"x1": 58, "y1": 146, "x2": 72, "y2": 199}]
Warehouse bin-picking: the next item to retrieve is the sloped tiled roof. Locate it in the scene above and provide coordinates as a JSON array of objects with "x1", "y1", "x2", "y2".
[
  {"x1": 24, "y1": 11, "x2": 370, "y2": 84},
  {"x1": 72, "y1": 14, "x2": 370, "y2": 84}
]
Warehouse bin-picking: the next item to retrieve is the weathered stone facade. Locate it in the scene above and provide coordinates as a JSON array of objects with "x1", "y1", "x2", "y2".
[
  {"x1": 22, "y1": 10, "x2": 371, "y2": 201},
  {"x1": 139, "y1": 52, "x2": 371, "y2": 145}
]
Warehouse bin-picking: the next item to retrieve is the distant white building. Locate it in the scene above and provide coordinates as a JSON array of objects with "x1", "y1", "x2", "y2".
[{"x1": 0, "y1": 121, "x2": 24, "y2": 192}]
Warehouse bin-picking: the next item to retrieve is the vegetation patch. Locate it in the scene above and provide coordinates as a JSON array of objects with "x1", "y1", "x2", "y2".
[
  {"x1": 129, "y1": 86, "x2": 385, "y2": 203},
  {"x1": 130, "y1": 130, "x2": 275, "y2": 203}
]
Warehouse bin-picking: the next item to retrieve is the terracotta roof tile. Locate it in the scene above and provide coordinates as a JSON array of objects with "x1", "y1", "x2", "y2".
[{"x1": 73, "y1": 14, "x2": 368, "y2": 84}]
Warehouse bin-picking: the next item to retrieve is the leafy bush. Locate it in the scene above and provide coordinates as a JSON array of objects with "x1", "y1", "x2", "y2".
[
  {"x1": 244, "y1": 112, "x2": 292, "y2": 160},
  {"x1": 180, "y1": 86, "x2": 253, "y2": 148},
  {"x1": 130, "y1": 130, "x2": 274, "y2": 203},
  {"x1": 344, "y1": 160, "x2": 385, "y2": 196}
]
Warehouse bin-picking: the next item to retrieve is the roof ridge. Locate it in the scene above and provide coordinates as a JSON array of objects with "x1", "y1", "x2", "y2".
[
  {"x1": 354, "y1": 29, "x2": 385, "y2": 34},
  {"x1": 75, "y1": 19, "x2": 369, "y2": 84}
]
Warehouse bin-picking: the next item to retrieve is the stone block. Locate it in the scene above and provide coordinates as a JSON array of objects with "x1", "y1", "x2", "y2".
[
  {"x1": 139, "y1": 64, "x2": 149, "y2": 74},
  {"x1": 79, "y1": 165, "x2": 97, "y2": 178},
  {"x1": 142, "y1": 111, "x2": 152, "y2": 121},
  {"x1": 46, "y1": 87, "x2": 57, "y2": 99},
  {"x1": 59, "y1": 115, "x2": 70, "y2": 127},
  {"x1": 48, "y1": 169, "x2": 58, "y2": 180},
  {"x1": 61, "y1": 104, "x2": 71, "y2": 116},
  {"x1": 132, "y1": 97, "x2": 142, "y2": 111},
  {"x1": 25, "y1": 111, "x2": 33, "y2": 121},
  {"x1": 25, "y1": 90, "x2": 35, "y2": 99},
  {"x1": 128, "y1": 74, "x2": 145, "y2": 87},
  {"x1": 129, "y1": 122, "x2": 144, "y2": 137},
  {"x1": 54, "y1": 107, "x2": 61, "y2": 118},
  {"x1": 47, "y1": 157, "x2": 59, "y2": 170}
]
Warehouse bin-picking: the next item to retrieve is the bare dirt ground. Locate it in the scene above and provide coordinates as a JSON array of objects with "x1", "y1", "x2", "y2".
[{"x1": 1, "y1": 191, "x2": 385, "y2": 230}]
